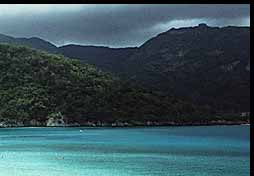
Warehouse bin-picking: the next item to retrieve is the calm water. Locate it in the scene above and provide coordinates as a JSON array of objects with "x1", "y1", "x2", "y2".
[{"x1": 0, "y1": 126, "x2": 250, "y2": 176}]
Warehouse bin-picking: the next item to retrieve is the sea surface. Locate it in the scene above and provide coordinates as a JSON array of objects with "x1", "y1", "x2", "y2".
[{"x1": 0, "y1": 125, "x2": 250, "y2": 176}]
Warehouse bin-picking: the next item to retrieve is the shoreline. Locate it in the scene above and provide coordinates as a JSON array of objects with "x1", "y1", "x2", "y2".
[{"x1": 0, "y1": 120, "x2": 250, "y2": 128}]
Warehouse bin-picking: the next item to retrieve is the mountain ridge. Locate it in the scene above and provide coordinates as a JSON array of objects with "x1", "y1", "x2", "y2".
[
  {"x1": 1, "y1": 43, "x2": 231, "y2": 127},
  {"x1": 0, "y1": 24, "x2": 250, "y2": 113},
  {"x1": 1, "y1": 24, "x2": 249, "y2": 50},
  {"x1": 0, "y1": 34, "x2": 59, "y2": 53}
]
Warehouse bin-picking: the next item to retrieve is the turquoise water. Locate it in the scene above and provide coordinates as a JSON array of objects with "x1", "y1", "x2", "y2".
[{"x1": 0, "y1": 126, "x2": 250, "y2": 176}]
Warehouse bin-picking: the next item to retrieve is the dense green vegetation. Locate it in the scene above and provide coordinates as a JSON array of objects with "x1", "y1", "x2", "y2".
[
  {"x1": 0, "y1": 44, "x2": 249, "y2": 126},
  {"x1": 0, "y1": 25, "x2": 250, "y2": 115},
  {"x1": 0, "y1": 44, "x2": 114, "y2": 124}
]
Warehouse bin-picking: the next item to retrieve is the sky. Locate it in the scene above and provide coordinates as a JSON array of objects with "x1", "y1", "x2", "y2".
[{"x1": 0, "y1": 4, "x2": 250, "y2": 48}]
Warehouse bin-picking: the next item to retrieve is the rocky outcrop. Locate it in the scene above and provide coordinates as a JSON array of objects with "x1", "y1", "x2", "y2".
[
  {"x1": 46, "y1": 112, "x2": 66, "y2": 127},
  {"x1": 46, "y1": 118, "x2": 66, "y2": 127}
]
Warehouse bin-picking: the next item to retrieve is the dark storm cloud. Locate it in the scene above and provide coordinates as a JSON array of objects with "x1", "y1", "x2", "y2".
[{"x1": 0, "y1": 4, "x2": 250, "y2": 47}]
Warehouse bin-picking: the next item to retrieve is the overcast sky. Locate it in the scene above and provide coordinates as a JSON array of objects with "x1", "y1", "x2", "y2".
[{"x1": 0, "y1": 4, "x2": 250, "y2": 48}]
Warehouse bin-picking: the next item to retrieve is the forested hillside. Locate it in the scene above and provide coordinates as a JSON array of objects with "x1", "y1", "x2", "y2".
[
  {"x1": 0, "y1": 24, "x2": 250, "y2": 115},
  {"x1": 1, "y1": 44, "x2": 229, "y2": 127}
]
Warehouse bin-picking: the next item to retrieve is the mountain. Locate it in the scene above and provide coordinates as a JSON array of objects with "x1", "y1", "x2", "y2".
[
  {"x1": 0, "y1": 24, "x2": 250, "y2": 113},
  {"x1": 1, "y1": 43, "x2": 221, "y2": 127},
  {"x1": 0, "y1": 34, "x2": 59, "y2": 53},
  {"x1": 59, "y1": 24, "x2": 250, "y2": 113},
  {"x1": 0, "y1": 34, "x2": 137, "y2": 74},
  {"x1": 59, "y1": 45, "x2": 138, "y2": 73},
  {"x1": 124, "y1": 24, "x2": 250, "y2": 113}
]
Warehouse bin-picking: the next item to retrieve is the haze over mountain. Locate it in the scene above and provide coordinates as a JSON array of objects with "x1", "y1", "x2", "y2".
[{"x1": 0, "y1": 24, "x2": 250, "y2": 114}]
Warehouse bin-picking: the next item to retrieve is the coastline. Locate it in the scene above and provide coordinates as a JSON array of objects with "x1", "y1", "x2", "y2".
[{"x1": 0, "y1": 120, "x2": 250, "y2": 128}]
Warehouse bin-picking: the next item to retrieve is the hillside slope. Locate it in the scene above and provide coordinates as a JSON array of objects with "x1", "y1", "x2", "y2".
[
  {"x1": 0, "y1": 24, "x2": 250, "y2": 113},
  {"x1": 124, "y1": 24, "x2": 250, "y2": 112},
  {"x1": 0, "y1": 34, "x2": 59, "y2": 54},
  {"x1": 59, "y1": 45, "x2": 138, "y2": 73},
  {"x1": 0, "y1": 44, "x2": 222, "y2": 127}
]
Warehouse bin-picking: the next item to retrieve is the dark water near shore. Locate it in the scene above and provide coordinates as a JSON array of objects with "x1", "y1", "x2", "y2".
[{"x1": 0, "y1": 125, "x2": 250, "y2": 176}]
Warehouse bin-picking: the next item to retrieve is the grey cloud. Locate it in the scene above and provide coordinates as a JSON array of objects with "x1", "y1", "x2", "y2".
[{"x1": 0, "y1": 4, "x2": 250, "y2": 47}]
